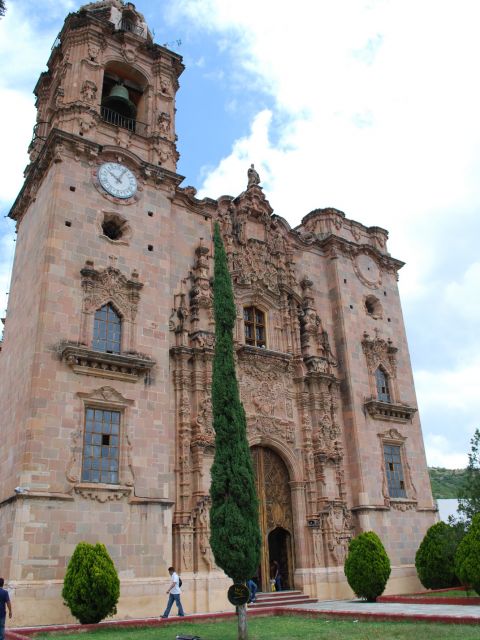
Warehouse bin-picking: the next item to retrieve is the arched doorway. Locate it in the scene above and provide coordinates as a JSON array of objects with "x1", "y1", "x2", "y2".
[{"x1": 251, "y1": 446, "x2": 294, "y2": 592}]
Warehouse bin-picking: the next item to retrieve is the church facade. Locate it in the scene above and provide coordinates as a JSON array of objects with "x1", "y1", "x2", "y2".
[{"x1": 0, "y1": 0, "x2": 437, "y2": 625}]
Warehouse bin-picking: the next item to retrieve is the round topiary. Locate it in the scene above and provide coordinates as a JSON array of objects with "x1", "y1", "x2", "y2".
[
  {"x1": 344, "y1": 531, "x2": 391, "y2": 602},
  {"x1": 415, "y1": 521, "x2": 462, "y2": 589},
  {"x1": 62, "y1": 542, "x2": 120, "y2": 624},
  {"x1": 455, "y1": 513, "x2": 480, "y2": 595}
]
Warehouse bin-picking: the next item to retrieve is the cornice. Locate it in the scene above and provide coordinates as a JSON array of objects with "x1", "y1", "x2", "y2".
[
  {"x1": 59, "y1": 342, "x2": 155, "y2": 383},
  {"x1": 318, "y1": 234, "x2": 405, "y2": 273},
  {"x1": 9, "y1": 129, "x2": 187, "y2": 225},
  {"x1": 365, "y1": 399, "x2": 417, "y2": 423}
]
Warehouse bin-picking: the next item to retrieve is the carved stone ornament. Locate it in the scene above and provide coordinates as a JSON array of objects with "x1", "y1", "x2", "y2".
[
  {"x1": 362, "y1": 332, "x2": 398, "y2": 377},
  {"x1": 192, "y1": 395, "x2": 215, "y2": 448},
  {"x1": 74, "y1": 484, "x2": 131, "y2": 502},
  {"x1": 81, "y1": 262, "x2": 143, "y2": 323},
  {"x1": 59, "y1": 342, "x2": 155, "y2": 383},
  {"x1": 77, "y1": 385, "x2": 134, "y2": 407},
  {"x1": 192, "y1": 496, "x2": 216, "y2": 571},
  {"x1": 319, "y1": 501, "x2": 354, "y2": 566},
  {"x1": 81, "y1": 80, "x2": 97, "y2": 103},
  {"x1": 239, "y1": 349, "x2": 295, "y2": 444},
  {"x1": 353, "y1": 252, "x2": 382, "y2": 289}
]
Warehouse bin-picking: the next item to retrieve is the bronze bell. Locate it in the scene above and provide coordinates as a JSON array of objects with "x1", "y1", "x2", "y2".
[{"x1": 102, "y1": 83, "x2": 137, "y2": 119}]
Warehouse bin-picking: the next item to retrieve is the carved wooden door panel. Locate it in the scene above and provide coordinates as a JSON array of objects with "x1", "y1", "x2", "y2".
[{"x1": 252, "y1": 446, "x2": 294, "y2": 591}]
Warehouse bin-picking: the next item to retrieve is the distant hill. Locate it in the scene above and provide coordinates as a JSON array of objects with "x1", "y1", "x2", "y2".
[{"x1": 428, "y1": 467, "x2": 467, "y2": 499}]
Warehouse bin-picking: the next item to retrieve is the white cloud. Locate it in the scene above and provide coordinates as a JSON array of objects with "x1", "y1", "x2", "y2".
[
  {"x1": 445, "y1": 262, "x2": 480, "y2": 320},
  {"x1": 424, "y1": 434, "x2": 468, "y2": 469}
]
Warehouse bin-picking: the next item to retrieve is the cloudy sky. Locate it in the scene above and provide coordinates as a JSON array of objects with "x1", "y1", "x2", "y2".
[{"x1": 1, "y1": 0, "x2": 479, "y2": 469}]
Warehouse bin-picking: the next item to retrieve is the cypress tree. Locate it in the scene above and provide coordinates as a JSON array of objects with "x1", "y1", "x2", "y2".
[{"x1": 210, "y1": 222, "x2": 261, "y2": 639}]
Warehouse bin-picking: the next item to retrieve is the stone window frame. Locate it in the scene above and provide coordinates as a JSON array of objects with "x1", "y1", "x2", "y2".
[
  {"x1": 362, "y1": 333, "x2": 399, "y2": 404},
  {"x1": 69, "y1": 386, "x2": 135, "y2": 501},
  {"x1": 79, "y1": 261, "x2": 143, "y2": 353},
  {"x1": 378, "y1": 428, "x2": 417, "y2": 508},
  {"x1": 243, "y1": 305, "x2": 267, "y2": 348}
]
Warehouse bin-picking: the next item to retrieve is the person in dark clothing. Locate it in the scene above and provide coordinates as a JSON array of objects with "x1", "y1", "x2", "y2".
[
  {"x1": 270, "y1": 560, "x2": 282, "y2": 591},
  {"x1": 246, "y1": 578, "x2": 257, "y2": 603},
  {"x1": 0, "y1": 578, "x2": 12, "y2": 640}
]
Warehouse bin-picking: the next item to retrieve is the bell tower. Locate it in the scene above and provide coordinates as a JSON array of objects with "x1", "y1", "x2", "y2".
[
  {"x1": 30, "y1": 0, "x2": 183, "y2": 171},
  {"x1": 0, "y1": 1, "x2": 194, "y2": 625}
]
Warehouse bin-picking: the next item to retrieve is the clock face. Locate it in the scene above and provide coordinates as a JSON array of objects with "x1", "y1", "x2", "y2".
[{"x1": 98, "y1": 162, "x2": 137, "y2": 199}]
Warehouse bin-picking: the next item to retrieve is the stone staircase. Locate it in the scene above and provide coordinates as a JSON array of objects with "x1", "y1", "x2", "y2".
[{"x1": 248, "y1": 589, "x2": 318, "y2": 610}]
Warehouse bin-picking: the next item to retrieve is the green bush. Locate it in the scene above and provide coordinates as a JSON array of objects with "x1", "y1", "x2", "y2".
[
  {"x1": 455, "y1": 513, "x2": 480, "y2": 595},
  {"x1": 62, "y1": 542, "x2": 120, "y2": 624},
  {"x1": 415, "y1": 521, "x2": 462, "y2": 589},
  {"x1": 344, "y1": 531, "x2": 391, "y2": 602}
]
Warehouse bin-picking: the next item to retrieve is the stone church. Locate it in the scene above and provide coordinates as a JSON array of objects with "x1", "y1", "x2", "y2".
[{"x1": 0, "y1": 0, "x2": 437, "y2": 625}]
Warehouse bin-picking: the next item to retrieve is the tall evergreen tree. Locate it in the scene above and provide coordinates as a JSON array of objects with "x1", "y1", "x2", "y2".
[
  {"x1": 458, "y1": 428, "x2": 480, "y2": 523},
  {"x1": 210, "y1": 222, "x2": 261, "y2": 640}
]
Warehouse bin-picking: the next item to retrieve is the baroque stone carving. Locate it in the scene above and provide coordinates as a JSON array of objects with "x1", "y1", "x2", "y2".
[
  {"x1": 362, "y1": 331, "x2": 397, "y2": 377},
  {"x1": 81, "y1": 261, "x2": 143, "y2": 323},
  {"x1": 299, "y1": 277, "x2": 337, "y2": 372},
  {"x1": 81, "y1": 80, "x2": 97, "y2": 103},
  {"x1": 238, "y1": 350, "x2": 295, "y2": 444},
  {"x1": 320, "y1": 502, "x2": 353, "y2": 566},
  {"x1": 193, "y1": 496, "x2": 215, "y2": 571},
  {"x1": 192, "y1": 395, "x2": 215, "y2": 448},
  {"x1": 74, "y1": 485, "x2": 131, "y2": 502}
]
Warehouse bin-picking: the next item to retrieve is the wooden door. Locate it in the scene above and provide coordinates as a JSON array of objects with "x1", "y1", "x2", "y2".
[{"x1": 251, "y1": 446, "x2": 294, "y2": 591}]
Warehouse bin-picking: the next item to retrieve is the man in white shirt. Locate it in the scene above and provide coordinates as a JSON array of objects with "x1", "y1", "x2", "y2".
[{"x1": 161, "y1": 566, "x2": 185, "y2": 618}]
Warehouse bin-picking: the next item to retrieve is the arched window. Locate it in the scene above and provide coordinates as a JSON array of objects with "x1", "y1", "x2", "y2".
[
  {"x1": 375, "y1": 367, "x2": 391, "y2": 403},
  {"x1": 244, "y1": 306, "x2": 266, "y2": 348},
  {"x1": 92, "y1": 304, "x2": 121, "y2": 354}
]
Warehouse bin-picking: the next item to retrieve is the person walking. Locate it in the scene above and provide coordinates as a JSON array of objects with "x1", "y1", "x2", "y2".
[
  {"x1": 161, "y1": 567, "x2": 185, "y2": 618},
  {"x1": 0, "y1": 578, "x2": 12, "y2": 640},
  {"x1": 246, "y1": 578, "x2": 257, "y2": 603}
]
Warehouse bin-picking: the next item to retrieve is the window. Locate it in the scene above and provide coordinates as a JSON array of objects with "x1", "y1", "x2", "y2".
[
  {"x1": 383, "y1": 444, "x2": 406, "y2": 498},
  {"x1": 375, "y1": 367, "x2": 391, "y2": 403},
  {"x1": 93, "y1": 304, "x2": 121, "y2": 353},
  {"x1": 82, "y1": 408, "x2": 120, "y2": 484},
  {"x1": 244, "y1": 306, "x2": 266, "y2": 348}
]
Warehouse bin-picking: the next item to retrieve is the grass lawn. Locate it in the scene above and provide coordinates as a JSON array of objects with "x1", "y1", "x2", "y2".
[{"x1": 34, "y1": 615, "x2": 480, "y2": 640}]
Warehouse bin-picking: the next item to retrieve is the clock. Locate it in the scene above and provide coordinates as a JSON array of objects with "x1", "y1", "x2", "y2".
[{"x1": 98, "y1": 162, "x2": 137, "y2": 199}]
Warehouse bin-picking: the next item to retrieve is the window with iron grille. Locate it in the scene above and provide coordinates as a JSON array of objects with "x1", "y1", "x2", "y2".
[
  {"x1": 383, "y1": 444, "x2": 406, "y2": 498},
  {"x1": 81, "y1": 408, "x2": 120, "y2": 484},
  {"x1": 93, "y1": 303, "x2": 121, "y2": 353},
  {"x1": 375, "y1": 367, "x2": 391, "y2": 402},
  {"x1": 244, "y1": 306, "x2": 266, "y2": 348}
]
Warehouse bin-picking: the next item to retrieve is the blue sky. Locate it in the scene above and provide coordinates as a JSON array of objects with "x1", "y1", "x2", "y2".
[{"x1": 1, "y1": 0, "x2": 480, "y2": 469}]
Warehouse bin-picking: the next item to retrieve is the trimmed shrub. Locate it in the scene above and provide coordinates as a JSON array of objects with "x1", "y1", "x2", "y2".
[
  {"x1": 415, "y1": 521, "x2": 462, "y2": 589},
  {"x1": 62, "y1": 542, "x2": 120, "y2": 624},
  {"x1": 344, "y1": 531, "x2": 391, "y2": 602},
  {"x1": 455, "y1": 513, "x2": 480, "y2": 595}
]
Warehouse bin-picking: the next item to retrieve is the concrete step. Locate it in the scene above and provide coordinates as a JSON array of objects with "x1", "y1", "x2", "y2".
[{"x1": 248, "y1": 590, "x2": 318, "y2": 609}]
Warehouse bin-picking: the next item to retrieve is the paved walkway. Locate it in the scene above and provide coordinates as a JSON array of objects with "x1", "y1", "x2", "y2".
[{"x1": 287, "y1": 598, "x2": 480, "y2": 621}]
